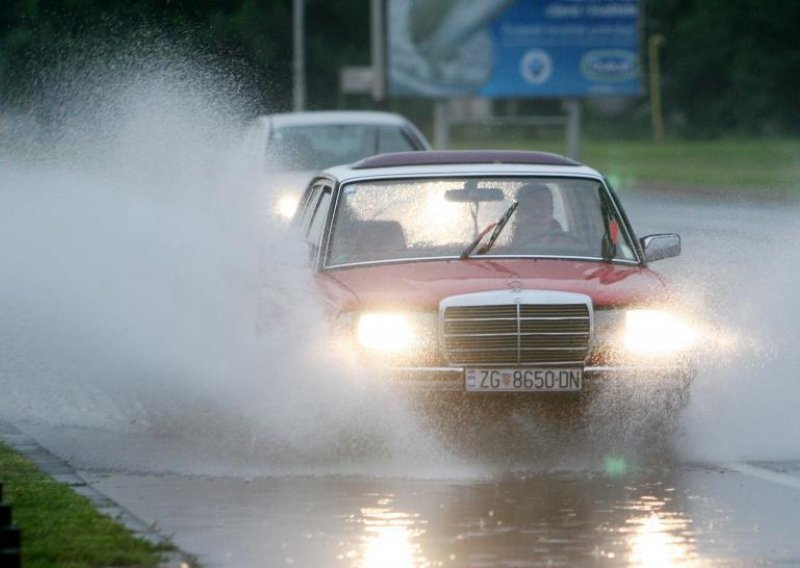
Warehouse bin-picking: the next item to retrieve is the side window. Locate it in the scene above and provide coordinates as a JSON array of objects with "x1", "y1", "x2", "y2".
[
  {"x1": 305, "y1": 186, "x2": 333, "y2": 261},
  {"x1": 297, "y1": 183, "x2": 322, "y2": 235},
  {"x1": 378, "y1": 126, "x2": 417, "y2": 153}
]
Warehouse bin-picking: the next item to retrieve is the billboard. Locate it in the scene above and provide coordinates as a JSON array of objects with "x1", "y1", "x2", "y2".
[{"x1": 387, "y1": 0, "x2": 641, "y2": 98}]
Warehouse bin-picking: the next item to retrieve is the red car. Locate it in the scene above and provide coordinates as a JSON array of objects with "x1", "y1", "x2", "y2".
[{"x1": 294, "y1": 151, "x2": 697, "y2": 405}]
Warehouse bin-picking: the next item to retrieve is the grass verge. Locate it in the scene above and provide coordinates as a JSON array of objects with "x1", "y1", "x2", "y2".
[
  {"x1": 450, "y1": 130, "x2": 800, "y2": 195},
  {"x1": 0, "y1": 441, "x2": 172, "y2": 568}
]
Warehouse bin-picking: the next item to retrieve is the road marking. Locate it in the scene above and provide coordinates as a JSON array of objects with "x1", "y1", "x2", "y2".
[{"x1": 726, "y1": 462, "x2": 800, "y2": 491}]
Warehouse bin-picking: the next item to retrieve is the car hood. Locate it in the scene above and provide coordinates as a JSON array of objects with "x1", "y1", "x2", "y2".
[{"x1": 318, "y1": 258, "x2": 668, "y2": 313}]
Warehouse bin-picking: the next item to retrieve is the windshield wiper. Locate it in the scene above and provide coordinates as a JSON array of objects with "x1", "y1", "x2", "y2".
[{"x1": 459, "y1": 200, "x2": 518, "y2": 259}]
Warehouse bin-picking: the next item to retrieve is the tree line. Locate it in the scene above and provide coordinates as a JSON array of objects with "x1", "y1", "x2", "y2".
[{"x1": 1, "y1": 0, "x2": 798, "y2": 137}]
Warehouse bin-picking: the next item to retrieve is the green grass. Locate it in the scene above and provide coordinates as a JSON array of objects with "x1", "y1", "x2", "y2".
[
  {"x1": 0, "y1": 442, "x2": 172, "y2": 568},
  {"x1": 450, "y1": 131, "x2": 800, "y2": 195}
]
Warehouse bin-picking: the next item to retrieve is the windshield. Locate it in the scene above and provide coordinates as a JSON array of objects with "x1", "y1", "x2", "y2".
[
  {"x1": 267, "y1": 124, "x2": 417, "y2": 171},
  {"x1": 326, "y1": 176, "x2": 637, "y2": 266}
]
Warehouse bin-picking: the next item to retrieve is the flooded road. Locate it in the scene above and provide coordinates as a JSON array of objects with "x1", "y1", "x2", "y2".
[
  {"x1": 12, "y1": 419, "x2": 800, "y2": 567},
  {"x1": 85, "y1": 463, "x2": 800, "y2": 567}
]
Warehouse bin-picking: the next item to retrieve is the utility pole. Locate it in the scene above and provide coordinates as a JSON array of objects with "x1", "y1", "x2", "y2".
[
  {"x1": 649, "y1": 34, "x2": 665, "y2": 143},
  {"x1": 370, "y1": 0, "x2": 386, "y2": 101},
  {"x1": 293, "y1": 0, "x2": 306, "y2": 111}
]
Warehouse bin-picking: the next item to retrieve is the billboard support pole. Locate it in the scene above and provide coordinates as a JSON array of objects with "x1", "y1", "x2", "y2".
[
  {"x1": 370, "y1": 0, "x2": 386, "y2": 101},
  {"x1": 649, "y1": 34, "x2": 665, "y2": 143},
  {"x1": 563, "y1": 99, "x2": 582, "y2": 161},
  {"x1": 434, "y1": 100, "x2": 450, "y2": 150},
  {"x1": 293, "y1": 0, "x2": 305, "y2": 111}
]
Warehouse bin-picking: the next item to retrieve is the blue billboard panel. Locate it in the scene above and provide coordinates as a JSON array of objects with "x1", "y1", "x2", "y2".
[{"x1": 387, "y1": 0, "x2": 641, "y2": 98}]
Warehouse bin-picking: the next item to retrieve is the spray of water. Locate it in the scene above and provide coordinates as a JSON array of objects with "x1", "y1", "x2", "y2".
[
  {"x1": 625, "y1": 194, "x2": 800, "y2": 463},
  {"x1": 0, "y1": 45, "x2": 460, "y2": 477},
  {"x1": 681, "y1": 205, "x2": 800, "y2": 462}
]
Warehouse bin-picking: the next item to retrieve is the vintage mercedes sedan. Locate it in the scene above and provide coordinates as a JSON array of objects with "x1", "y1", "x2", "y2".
[{"x1": 293, "y1": 151, "x2": 697, "y2": 401}]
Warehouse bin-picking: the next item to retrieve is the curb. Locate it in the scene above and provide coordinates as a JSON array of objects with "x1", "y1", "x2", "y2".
[{"x1": 0, "y1": 420, "x2": 195, "y2": 568}]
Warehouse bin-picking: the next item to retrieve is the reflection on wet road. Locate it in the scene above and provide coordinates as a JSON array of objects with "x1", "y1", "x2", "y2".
[{"x1": 78, "y1": 461, "x2": 800, "y2": 567}]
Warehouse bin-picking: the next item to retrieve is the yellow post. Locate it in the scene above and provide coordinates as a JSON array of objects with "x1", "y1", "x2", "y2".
[{"x1": 648, "y1": 34, "x2": 665, "y2": 144}]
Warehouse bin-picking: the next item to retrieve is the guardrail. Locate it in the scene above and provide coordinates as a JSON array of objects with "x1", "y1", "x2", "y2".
[{"x1": 0, "y1": 482, "x2": 21, "y2": 567}]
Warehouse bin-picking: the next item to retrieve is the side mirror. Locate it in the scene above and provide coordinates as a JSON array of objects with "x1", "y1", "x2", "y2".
[{"x1": 640, "y1": 233, "x2": 681, "y2": 261}]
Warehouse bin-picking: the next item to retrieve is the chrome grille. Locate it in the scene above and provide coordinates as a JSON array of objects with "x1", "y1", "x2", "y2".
[{"x1": 442, "y1": 303, "x2": 591, "y2": 366}]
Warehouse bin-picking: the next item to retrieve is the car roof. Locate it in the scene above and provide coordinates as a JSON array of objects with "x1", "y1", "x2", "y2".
[
  {"x1": 322, "y1": 150, "x2": 603, "y2": 183},
  {"x1": 258, "y1": 111, "x2": 415, "y2": 128},
  {"x1": 353, "y1": 150, "x2": 579, "y2": 169}
]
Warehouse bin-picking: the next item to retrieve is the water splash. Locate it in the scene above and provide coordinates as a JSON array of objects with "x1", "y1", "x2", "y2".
[
  {"x1": 0, "y1": 46, "x2": 455, "y2": 477},
  {"x1": 624, "y1": 191, "x2": 800, "y2": 463}
]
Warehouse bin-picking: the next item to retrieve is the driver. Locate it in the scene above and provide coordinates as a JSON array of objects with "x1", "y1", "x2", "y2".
[{"x1": 510, "y1": 183, "x2": 574, "y2": 251}]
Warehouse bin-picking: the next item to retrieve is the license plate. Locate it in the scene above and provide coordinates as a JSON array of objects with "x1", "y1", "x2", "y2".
[{"x1": 465, "y1": 368, "x2": 583, "y2": 392}]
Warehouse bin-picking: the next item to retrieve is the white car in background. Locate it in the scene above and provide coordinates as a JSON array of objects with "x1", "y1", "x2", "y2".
[{"x1": 251, "y1": 111, "x2": 431, "y2": 218}]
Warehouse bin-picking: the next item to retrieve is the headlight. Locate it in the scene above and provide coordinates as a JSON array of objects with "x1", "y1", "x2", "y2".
[
  {"x1": 623, "y1": 309, "x2": 699, "y2": 356},
  {"x1": 274, "y1": 194, "x2": 299, "y2": 220},
  {"x1": 356, "y1": 313, "x2": 415, "y2": 352}
]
